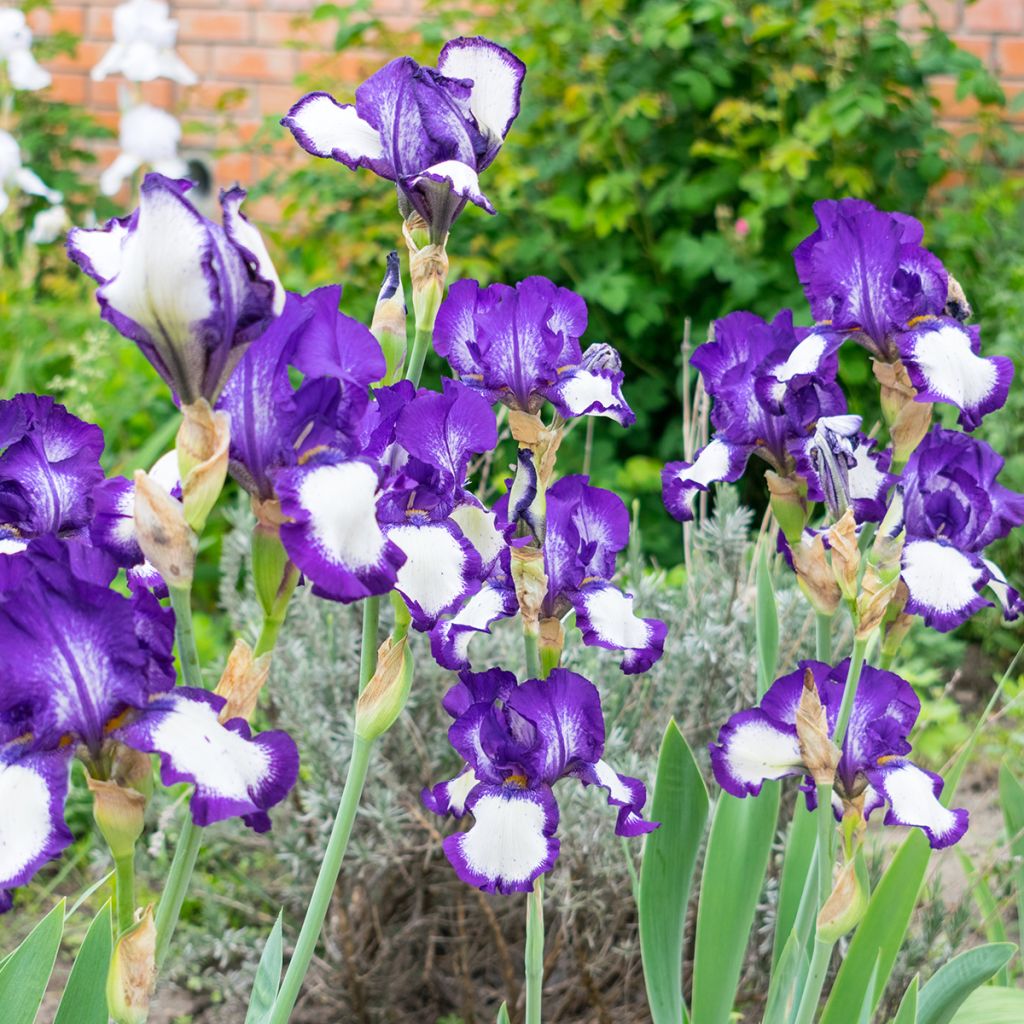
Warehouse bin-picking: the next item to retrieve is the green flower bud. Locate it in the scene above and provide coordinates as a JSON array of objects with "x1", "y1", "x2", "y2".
[{"x1": 355, "y1": 636, "x2": 413, "y2": 741}]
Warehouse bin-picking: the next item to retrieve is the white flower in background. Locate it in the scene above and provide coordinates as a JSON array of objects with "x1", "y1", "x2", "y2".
[
  {"x1": 28, "y1": 203, "x2": 68, "y2": 244},
  {"x1": 91, "y1": 0, "x2": 197, "y2": 85},
  {"x1": 0, "y1": 130, "x2": 61, "y2": 214},
  {"x1": 0, "y1": 8, "x2": 51, "y2": 91},
  {"x1": 100, "y1": 104, "x2": 188, "y2": 197}
]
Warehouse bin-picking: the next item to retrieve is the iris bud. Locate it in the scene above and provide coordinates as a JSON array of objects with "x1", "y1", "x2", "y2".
[
  {"x1": 765, "y1": 471, "x2": 809, "y2": 546},
  {"x1": 816, "y1": 848, "x2": 870, "y2": 943},
  {"x1": 107, "y1": 906, "x2": 157, "y2": 1024},
  {"x1": 177, "y1": 400, "x2": 230, "y2": 534},
  {"x1": 371, "y1": 251, "x2": 408, "y2": 384},
  {"x1": 872, "y1": 360, "x2": 932, "y2": 472},
  {"x1": 87, "y1": 776, "x2": 146, "y2": 861},
  {"x1": 511, "y1": 545, "x2": 548, "y2": 635},
  {"x1": 132, "y1": 469, "x2": 196, "y2": 590},
  {"x1": 355, "y1": 636, "x2": 413, "y2": 740}
]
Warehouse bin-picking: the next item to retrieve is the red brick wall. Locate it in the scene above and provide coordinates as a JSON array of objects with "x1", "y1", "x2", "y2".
[
  {"x1": 25, "y1": 0, "x2": 421, "y2": 210},
  {"x1": 901, "y1": 0, "x2": 1024, "y2": 123},
  {"x1": 20, "y1": 0, "x2": 1024, "y2": 207}
]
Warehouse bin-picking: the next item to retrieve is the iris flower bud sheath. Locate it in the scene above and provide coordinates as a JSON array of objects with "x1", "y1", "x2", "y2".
[
  {"x1": 873, "y1": 360, "x2": 932, "y2": 472},
  {"x1": 214, "y1": 639, "x2": 271, "y2": 723},
  {"x1": 765, "y1": 470, "x2": 809, "y2": 546},
  {"x1": 790, "y1": 532, "x2": 841, "y2": 616},
  {"x1": 87, "y1": 777, "x2": 146, "y2": 862},
  {"x1": 816, "y1": 847, "x2": 870, "y2": 943},
  {"x1": 176, "y1": 400, "x2": 230, "y2": 534},
  {"x1": 132, "y1": 469, "x2": 197, "y2": 589},
  {"x1": 827, "y1": 508, "x2": 860, "y2": 604},
  {"x1": 107, "y1": 907, "x2": 157, "y2": 1024},
  {"x1": 355, "y1": 636, "x2": 413, "y2": 741}
]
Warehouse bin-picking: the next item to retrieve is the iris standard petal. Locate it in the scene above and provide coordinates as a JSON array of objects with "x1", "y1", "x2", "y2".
[{"x1": 662, "y1": 437, "x2": 750, "y2": 523}]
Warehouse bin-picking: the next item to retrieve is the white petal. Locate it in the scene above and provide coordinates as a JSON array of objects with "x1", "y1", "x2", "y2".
[
  {"x1": 7, "y1": 49, "x2": 51, "y2": 91},
  {"x1": 0, "y1": 755, "x2": 69, "y2": 890},
  {"x1": 870, "y1": 761, "x2": 968, "y2": 847},
  {"x1": 300, "y1": 461, "x2": 391, "y2": 571},
  {"x1": 390, "y1": 522, "x2": 477, "y2": 622},
  {"x1": 548, "y1": 370, "x2": 628, "y2": 420},
  {"x1": 283, "y1": 92, "x2": 384, "y2": 163},
  {"x1": 221, "y1": 188, "x2": 285, "y2": 315},
  {"x1": 450, "y1": 502, "x2": 505, "y2": 569},
  {"x1": 901, "y1": 540, "x2": 987, "y2": 629},
  {"x1": 772, "y1": 333, "x2": 829, "y2": 382},
  {"x1": 13, "y1": 166, "x2": 61, "y2": 204},
  {"x1": 710, "y1": 710, "x2": 803, "y2": 797},
  {"x1": 100, "y1": 152, "x2": 143, "y2": 197},
  {"x1": 906, "y1": 322, "x2": 1000, "y2": 411},
  {"x1": 102, "y1": 182, "x2": 216, "y2": 344},
  {"x1": 573, "y1": 586, "x2": 652, "y2": 650},
  {"x1": 437, "y1": 38, "x2": 524, "y2": 141}
]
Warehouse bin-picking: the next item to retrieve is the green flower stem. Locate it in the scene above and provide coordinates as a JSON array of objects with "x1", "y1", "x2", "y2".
[
  {"x1": 268, "y1": 733, "x2": 374, "y2": 1024},
  {"x1": 815, "y1": 612, "x2": 832, "y2": 663},
  {"x1": 791, "y1": 637, "x2": 871, "y2": 1024},
  {"x1": 114, "y1": 853, "x2": 136, "y2": 936},
  {"x1": 255, "y1": 613, "x2": 285, "y2": 658},
  {"x1": 154, "y1": 584, "x2": 207, "y2": 969},
  {"x1": 523, "y1": 629, "x2": 542, "y2": 680},
  {"x1": 525, "y1": 875, "x2": 545, "y2": 1024},
  {"x1": 404, "y1": 324, "x2": 433, "y2": 387},
  {"x1": 358, "y1": 596, "x2": 381, "y2": 695},
  {"x1": 832, "y1": 636, "x2": 869, "y2": 749}
]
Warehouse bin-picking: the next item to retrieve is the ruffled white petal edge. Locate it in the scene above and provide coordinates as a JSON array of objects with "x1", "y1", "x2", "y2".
[
  {"x1": 281, "y1": 92, "x2": 388, "y2": 174},
  {"x1": 387, "y1": 520, "x2": 483, "y2": 629},
  {"x1": 662, "y1": 437, "x2": 749, "y2": 523},
  {"x1": 429, "y1": 581, "x2": 518, "y2": 670},
  {"x1": 450, "y1": 501, "x2": 507, "y2": 574},
  {"x1": 864, "y1": 760, "x2": 968, "y2": 848},
  {"x1": 709, "y1": 709, "x2": 803, "y2": 798},
  {"x1": 422, "y1": 766, "x2": 479, "y2": 818},
  {"x1": 544, "y1": 368, "x2": 634, "y2": 425},
  {"x1": 575, "y1": 758, "x2": 657, "y2": 836},
  {"x1": 442, "y1": 783, "x2": 559, "y2": 894},
  {"x1": 900, "y1": 321, "x2": 1013, "y2": 430},
  {"x1": 982, "y1": 558, "x2": 1023, "y2": 620},
  {"x1": 437, "y1": 36, "x2": 526, "y2": 141},
  {"x1": 221, "y1": 186, "x2": 285, "y2": 316},
  {"x1": 901, "y1": 539, "x2": 990, "y2": 632},
  {"x1": 569, "y1": 582, "x2": 666, "y2": 674}
]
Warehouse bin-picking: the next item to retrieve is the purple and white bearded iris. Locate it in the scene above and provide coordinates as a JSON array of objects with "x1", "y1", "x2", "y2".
[
  {"x1": 0, "y1": 393, "x2": 104, "y2": 549},
  {"x1": 434, "y1": 276, "x2": 634, "y2": 425},
  {"x1": 0, "y1": 540, "x2": 299, "y2": 910},
  {"x1": 789, "y1": 198, "x2": 1012, "y2": 431},
  {"x1": 283, "y1": 37, "x2": 525, "y2": 240},
  {"x1": 710, "y1": 659, "x2": 968, "y2": 849},
  {"x1": 897, "y1": 427, "x2": 1024, "y2": 631},
  {"x1": 423, "y1": 668, "x2": 656, "y2": 894},
  {"x1": 432, "y1": 475, "x2": 665, "y2": 674},
  {"x1": 68, "y1": 173, "x2": 285, "y2": 405},
  {"x1": 276, "y1": 376, "x2": 503, "y2": 619},
  {"x1": 217, "y1": 286, "x2": 386, "y2": 504},
  {"x1": 662, "y1": 310, "x2": 870, "y2": 523}
]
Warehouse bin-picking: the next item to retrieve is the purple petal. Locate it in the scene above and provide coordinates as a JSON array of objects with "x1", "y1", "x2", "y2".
[
  {"x1": 0, "y1": 543, "x2": 175, "y2": 750},
  {"x1": 277, "y1": 457, "x2": 405, "y2": 602},
  {"x1": 569, "y1": 582, "x2": 666, "y2": 674},
  {"x1": 288, "y1": 285, "x2": 387, "y2": 388},
  {"x1": 983, "y1": 559, "x2": 1023, "y2": 621},
  {"x1": 504, "y1": 669, "x2": 606, "y2": 784},
  {"x1": 863, "y1": 760, "x2": 968, "y2": 849},
  {"x1": 422, "y1": 765, "x2": 479, "y2": 818},
  {"x1": 117, "y1": 688, "x2": 299, "y2": 831},
  {"x1": 662, "y1": 438, "x2": 750, "y2": 523},
  {"x1": 281, "y1": 91, "x2": 392, "y2": 178},
  {"x1": 0, "y1": 747, "x2": 73, "y2": 911},
  {"x1": 574, "y1": 758, "x2": 658, "y2": 837},
  {"x1": 0, "y1": 394, "x2": 104, "y2": 538},
  {"x1": 429, "y1": 577, "x2": 518, "y2": 670},
  {"x1": 442, "y1": 782, "x2": 559, "y2": 894},
  {"x1": 396, "y1": 379, "x2": 497, "y2": 493},
  {"x1": 442, "y1": 667, "x2": 518, "y2": 719},
  {"x1": 896, "y1": 319, "x2": 1013, "y2": 431},
  {"x1": 403, "y1": 160, "x2": 495, "y2": 214}
]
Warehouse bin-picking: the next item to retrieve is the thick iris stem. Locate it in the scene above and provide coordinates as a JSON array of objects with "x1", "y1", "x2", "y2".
[
  {"x1": 404, "y1": 325, "x2": 433, "y2": 388},
  {"x1": 832, "y1": 636, "x2": 869, "y2": 749},
  {"x1": 791, "y1": 637, "x2": 870, "y2": 1023},
  {"x1": 523, "y1": 630, "x2": 542, "y2": 680},
  {"x1": 154, "y1": 584, "x2": 207, "y2": 969},
  {"x1": 268, "y1": 734, "x2": 374, "y2": 1024},
  {"x1": 255, "y1": 614, "x2": 284, "y2": 658},
  {"x1": 525, "y1": 876, "x2": 545, "y2": 1024},
  {"x1": 815, "y1": 612, "x2": 832, "y2": 664},
  {"x1": 114, "y1": 852, "x2": 136, "y2": 936},
  {"x1": 358, "y1": 596, "x2": 381, "y2": 695}
]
